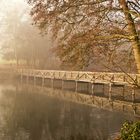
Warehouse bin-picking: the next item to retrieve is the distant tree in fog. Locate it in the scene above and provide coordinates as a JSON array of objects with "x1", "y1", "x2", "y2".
[{"x1": 0, "y1": 7, "x2": 60, "y2": 69}]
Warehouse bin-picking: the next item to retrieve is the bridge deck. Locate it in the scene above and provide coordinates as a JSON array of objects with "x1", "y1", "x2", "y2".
[{"x1": 18, "y1": 69, "x2": 140, "y2": 86}]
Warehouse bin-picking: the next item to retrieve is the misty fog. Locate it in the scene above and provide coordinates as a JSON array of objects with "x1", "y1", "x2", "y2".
[{"x1": 0, "y1": 0, "x2": 60, "y2": 70}]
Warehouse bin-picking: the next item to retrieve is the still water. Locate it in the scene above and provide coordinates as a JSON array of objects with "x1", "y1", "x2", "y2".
[{"x1": 0, "y1": 82, "x2": 138, "y2": 140}]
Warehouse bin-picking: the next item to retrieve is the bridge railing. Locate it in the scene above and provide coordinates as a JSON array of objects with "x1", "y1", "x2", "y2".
[{"x1": 17, "y1": 69, "x2": 140, "y2": 86}]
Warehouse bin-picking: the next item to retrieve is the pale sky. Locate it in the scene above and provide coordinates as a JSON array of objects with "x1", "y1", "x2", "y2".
[
  {"x1": 0, "y1": 0, "x2": 30, "y2": 32},
  {"x1": 0, "y1": 0, "x2": 28, "y2": 11}
]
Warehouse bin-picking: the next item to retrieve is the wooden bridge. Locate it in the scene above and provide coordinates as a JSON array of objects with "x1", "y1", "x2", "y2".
[
  {"x1": 17, "y1": 69, "x2": 140, "y2": 116},
  {"x1": 18, "y1": 69, "x2": 140, "y2": 85},
  {"x1": 18, "y1": 69, "x2": 140, "y2": 100}
]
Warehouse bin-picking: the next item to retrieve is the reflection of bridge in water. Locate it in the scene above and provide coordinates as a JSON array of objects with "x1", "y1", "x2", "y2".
[{"x1": 18, "y1": 69, "x2": 140, "y2": 117}]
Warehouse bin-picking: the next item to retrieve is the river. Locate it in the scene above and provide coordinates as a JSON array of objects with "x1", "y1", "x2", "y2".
[{"x1": 0, "y1": 82, "x2": 138, "y2": 140}]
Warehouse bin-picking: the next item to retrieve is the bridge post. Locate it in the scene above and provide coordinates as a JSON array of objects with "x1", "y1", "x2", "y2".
[
  {"x1": 26, "y1": 73, "x2": 29, "y2": 85},
  {"x1": 123, "y1": 75, "x2": 126, "y2": 82},
  {"x1": 62, "y1": 80, "x2": 64, "y2": 90},
  {"x1": 108, "y1": 83, "x2": 112, "y2": 101},
  {"x1": 34, "y1": 75, "x2": 36, "y2": 86},
  {"x1": 87, "y1": 82, "x2": 89, "y2": 93},
  {"x1": 132, "y1": 88, "x2": 135, "y2": 103},
  {"x1": 132, "y1": 105, "x2": 136, "y2": 115},
  {"x1": 110, "y1": 101, "x2": 113, "y2": 111},
  {"x1": 51, "y1": 79, "x2": 54, "y2": 89},
  {"x1": 42, "y1": 77, "x2": 45, "y2": 87},
  {"x1": 103, "y1": 84, "x2": 105, "y2": 95},
  {"x1": 122, "y1": 85, "x2": 125, "y2": 100},
  {"x1": 91, "y1": 83, "x2": 95, "y2": 95},
  {"x1": 75, "y1": 81, "x2": 78, "y2": 92},
  {"x1": 20, "y1": 69, "x2": 23, "y2": 84}
]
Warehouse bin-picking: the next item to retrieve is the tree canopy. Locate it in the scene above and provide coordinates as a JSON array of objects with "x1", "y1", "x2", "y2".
[{"x1": 27, "y1": 0, "x2": 140, "y2": 72}]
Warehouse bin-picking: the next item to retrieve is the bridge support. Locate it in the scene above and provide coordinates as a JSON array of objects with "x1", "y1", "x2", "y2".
[
  {"x1": 42, "y1": 77, "x2": 45, "y2": 87},
  {"x1": 122, "y1": 85, "x2": 125, "y2": 100},
  {"x1": 20, "y1": 73, "x2": 23, "y2": 84},
  {"x1": 34, "y1": 76, "x2": 36, "y2": 86},
  {"x1": 108, "y1": 83, "x2": 112, "y2": 101},
  {"x1": 103, "y1": 84, "x2": 105, "y2": 95},
  {"x1": 132, "y1": 88, "x2": 135, "y2": 103},
  {"x1": 75, "y1": 81, "x2": 78, "y2": 92},
  {"x1": 91, "y1": 83, "x2": 95, "y2": 95},
  {"x1": 51, "y1": 79, "x2": 54, "y2": 89},
  {"x1": 87, "y1": 83, "x2": 89, "y2": 93},
  {"x1": 26, "y1": 75, "x2": 29, "y2": 85},
  {"x1": 62, "y1": 80, "x2": 64, "y2": 90}
]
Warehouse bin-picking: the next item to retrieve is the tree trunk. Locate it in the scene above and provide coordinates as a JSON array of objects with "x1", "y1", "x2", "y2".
[{"x1": 120, "y1": 0, "x2": 140, "y2": 73}]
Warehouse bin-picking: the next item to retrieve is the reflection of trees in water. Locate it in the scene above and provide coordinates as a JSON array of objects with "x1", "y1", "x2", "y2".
[
  {"x1": 0, "y1": 87, "x2": 129, "y2": 140},
  {"x1": 62, "y1": 103, "x2": 109, "y2": 140}
]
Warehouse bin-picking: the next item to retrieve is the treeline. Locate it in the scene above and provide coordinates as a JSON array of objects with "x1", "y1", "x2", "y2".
[
  {"x1": 1, "y1": 0, "x2": 140, "y2": 72},
  {"x1": 0, "y1": 5, "x2": 60, "y2": 69}
]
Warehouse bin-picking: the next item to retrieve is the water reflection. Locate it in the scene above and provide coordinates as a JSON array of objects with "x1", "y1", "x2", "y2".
[{"x1": 0, "y1": 84, "x2": 138, "y2": 140}]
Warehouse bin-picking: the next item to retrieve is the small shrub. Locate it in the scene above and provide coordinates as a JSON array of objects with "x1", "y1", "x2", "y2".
[{"x1": 120, "y1": 121, "x2": 140, "y2": 140}]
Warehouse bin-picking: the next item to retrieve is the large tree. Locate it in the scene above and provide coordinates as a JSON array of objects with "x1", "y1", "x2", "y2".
[{"x1": 27, "y1": 0, "x2": 140, "y2": 72}]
